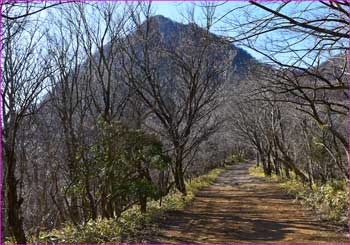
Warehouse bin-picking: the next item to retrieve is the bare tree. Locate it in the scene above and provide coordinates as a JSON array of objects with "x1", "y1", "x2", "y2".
[
  {"x1": 1, "y1": 1, "x2": 66, "y2": 20},
  {"x1": 219, "y1": 1, "x2": 349, "y2": 179},
  {"x1": 70, "y1": 3, "x2": 130, "y2": 123},
  {"x1": 121, "y1": 3, "x2": 233, "y2": 195},
  {"x1": 45, "y1": 7, "x2": 95, "y2": 224},
  {"x1": 1, "y1": 8, "x2": 51, "y2": 243}
]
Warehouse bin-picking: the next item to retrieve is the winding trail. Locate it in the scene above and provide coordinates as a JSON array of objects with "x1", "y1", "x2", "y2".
[{"x1": 149, "y1": 162, "x2": 348, "y2": 244}]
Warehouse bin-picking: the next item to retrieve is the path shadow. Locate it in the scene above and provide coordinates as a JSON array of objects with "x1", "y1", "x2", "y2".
[
  {"x1": 149, "y1": 210, "x2": 294, "y2": 243},
  {"x1": 146, "y1": 162, "x2": 347, "y2": 244}
]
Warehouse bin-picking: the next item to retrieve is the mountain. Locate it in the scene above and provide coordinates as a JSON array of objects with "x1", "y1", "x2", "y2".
[
  {"x1": 41, "y1": 15, "x2": 257, "y2": 125},
  {"x1": 140, "y1": 15, "x2": 255, "y2": 80}
]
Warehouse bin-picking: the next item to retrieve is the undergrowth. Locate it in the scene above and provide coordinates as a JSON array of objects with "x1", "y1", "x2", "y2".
[
  {"x1": 249, "y1": 165, "x2": 348, "y2": 228},
  {"x1": 6, "y1": 168, "x2": 224, "y2": 244},
  {"x1": 225, "y1": 154, "x2": 245, "y2": 165}
]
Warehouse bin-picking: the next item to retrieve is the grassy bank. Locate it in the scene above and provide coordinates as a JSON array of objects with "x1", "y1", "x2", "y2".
[
  {"x1": 249, "y1": 165, "x2": 348, "y2": 228},
  {"x1": 9, "y1": 167, "x2": 224, "y2": 244}
]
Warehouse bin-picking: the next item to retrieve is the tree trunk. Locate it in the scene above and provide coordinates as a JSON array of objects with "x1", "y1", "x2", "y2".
[
  {"x1": 285, "y1": 166, "x2": 290, "y2": 179},
  {"x1": 5, "y1": 151, "x2": 27, "y2": 244},
  {"x1": 261, "y1": 155, "x2": 271, "y2": 176},
  {"x1": 174, "y1": 164, "x2": 187, "y2": 196},
  {"x1": 279, "y1": 156, "x2": 309, "y2": 183},
  {"x1": 70, "y1": 196, "x2": 80, "y2": 223},
  {"x1": 273, "y1": 157, "x2": 280, "y2": 176},
  {"x1": 266, "y1": 154, "x2": 272, "y2": 176},
  {"x1": 307, "y1": 160, "x2": 314, "y2": 190},
  {"x1": 173, "y1": 149, "x2": 187, "y2": 195},
  {"x1": 139, "y1": 194, "x2": 147, "y2": 213},
  {"x1": 101, "y1": 190, "x2": 109, "y2": 218},
  {"x1": 256, "y1": 151, "x2": 260, "y2": 166}
]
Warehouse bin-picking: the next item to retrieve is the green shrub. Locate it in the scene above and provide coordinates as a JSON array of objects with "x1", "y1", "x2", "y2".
[
  {"x1": 225, "y1": 154, "x2": 244, "y2": 165},
  {"x1": 303, "y1": 181, "x2": 348, "y2": 224},
  {"x1": 34, "y1": 218, "x2": 123, "y2": 244},
  {"x1": 248, "y1": 165, "x2": 266, "y2": 178}
]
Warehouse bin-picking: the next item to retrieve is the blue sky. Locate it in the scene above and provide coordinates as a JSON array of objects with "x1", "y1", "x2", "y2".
[
  {"x1": 152, "y1": 2, "x2": 266, "y2": 58},
  {"x1": 150, "y1": 1, "x2": 341, "y2": 66},
  {"x1": 42, "y1": 1, "x2": 340, "y2": 67}
]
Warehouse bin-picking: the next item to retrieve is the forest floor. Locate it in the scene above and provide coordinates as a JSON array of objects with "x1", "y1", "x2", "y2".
[{"x1": 147, "y1": 162, "x2": 349, "y2": 244}]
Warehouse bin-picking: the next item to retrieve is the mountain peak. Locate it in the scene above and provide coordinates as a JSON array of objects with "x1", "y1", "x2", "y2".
[
  {"x1": 138, "y1": 15, "x2": 255, "y2": 78},
  {"x1": 141, "y1": 14, "x2": 181, "y2": 36},
  {"x1": 149, "y1": 15, "x2": 170, "y2": 21}
]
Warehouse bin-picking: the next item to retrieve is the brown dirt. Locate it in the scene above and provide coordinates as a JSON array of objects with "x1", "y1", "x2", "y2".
[{"x1": 148, "y1": 163, "x2": 349, "y2": 244}]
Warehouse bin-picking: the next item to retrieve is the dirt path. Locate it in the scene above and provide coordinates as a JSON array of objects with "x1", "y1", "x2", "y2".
[{"x1": 149, "y1": 162, "x2": 349, "y2": 244}]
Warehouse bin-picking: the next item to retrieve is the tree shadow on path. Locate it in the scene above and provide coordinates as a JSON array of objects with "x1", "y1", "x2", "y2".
[{"x1": 148, "y1": 163, "x2": 348, "y2": 244}]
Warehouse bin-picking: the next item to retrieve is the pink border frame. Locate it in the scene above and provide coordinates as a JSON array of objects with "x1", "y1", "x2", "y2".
[{"x1": 0, "y1": 0, "x2": 349, "y2": 244}]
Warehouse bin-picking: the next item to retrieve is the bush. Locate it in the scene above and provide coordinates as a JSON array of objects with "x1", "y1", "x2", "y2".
[
  {"x1": 302, "y1": 181, "x2": 348, "y2": 225},
  {"x1": 225, "y1": 154, "x2": 245, "y2": 165},
  {"x1": 248, "y1": 165, "x2": 266, "y2": 178},
  {"x1": 35, "y1": 218, "x2": 123, "y2": 244}
]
